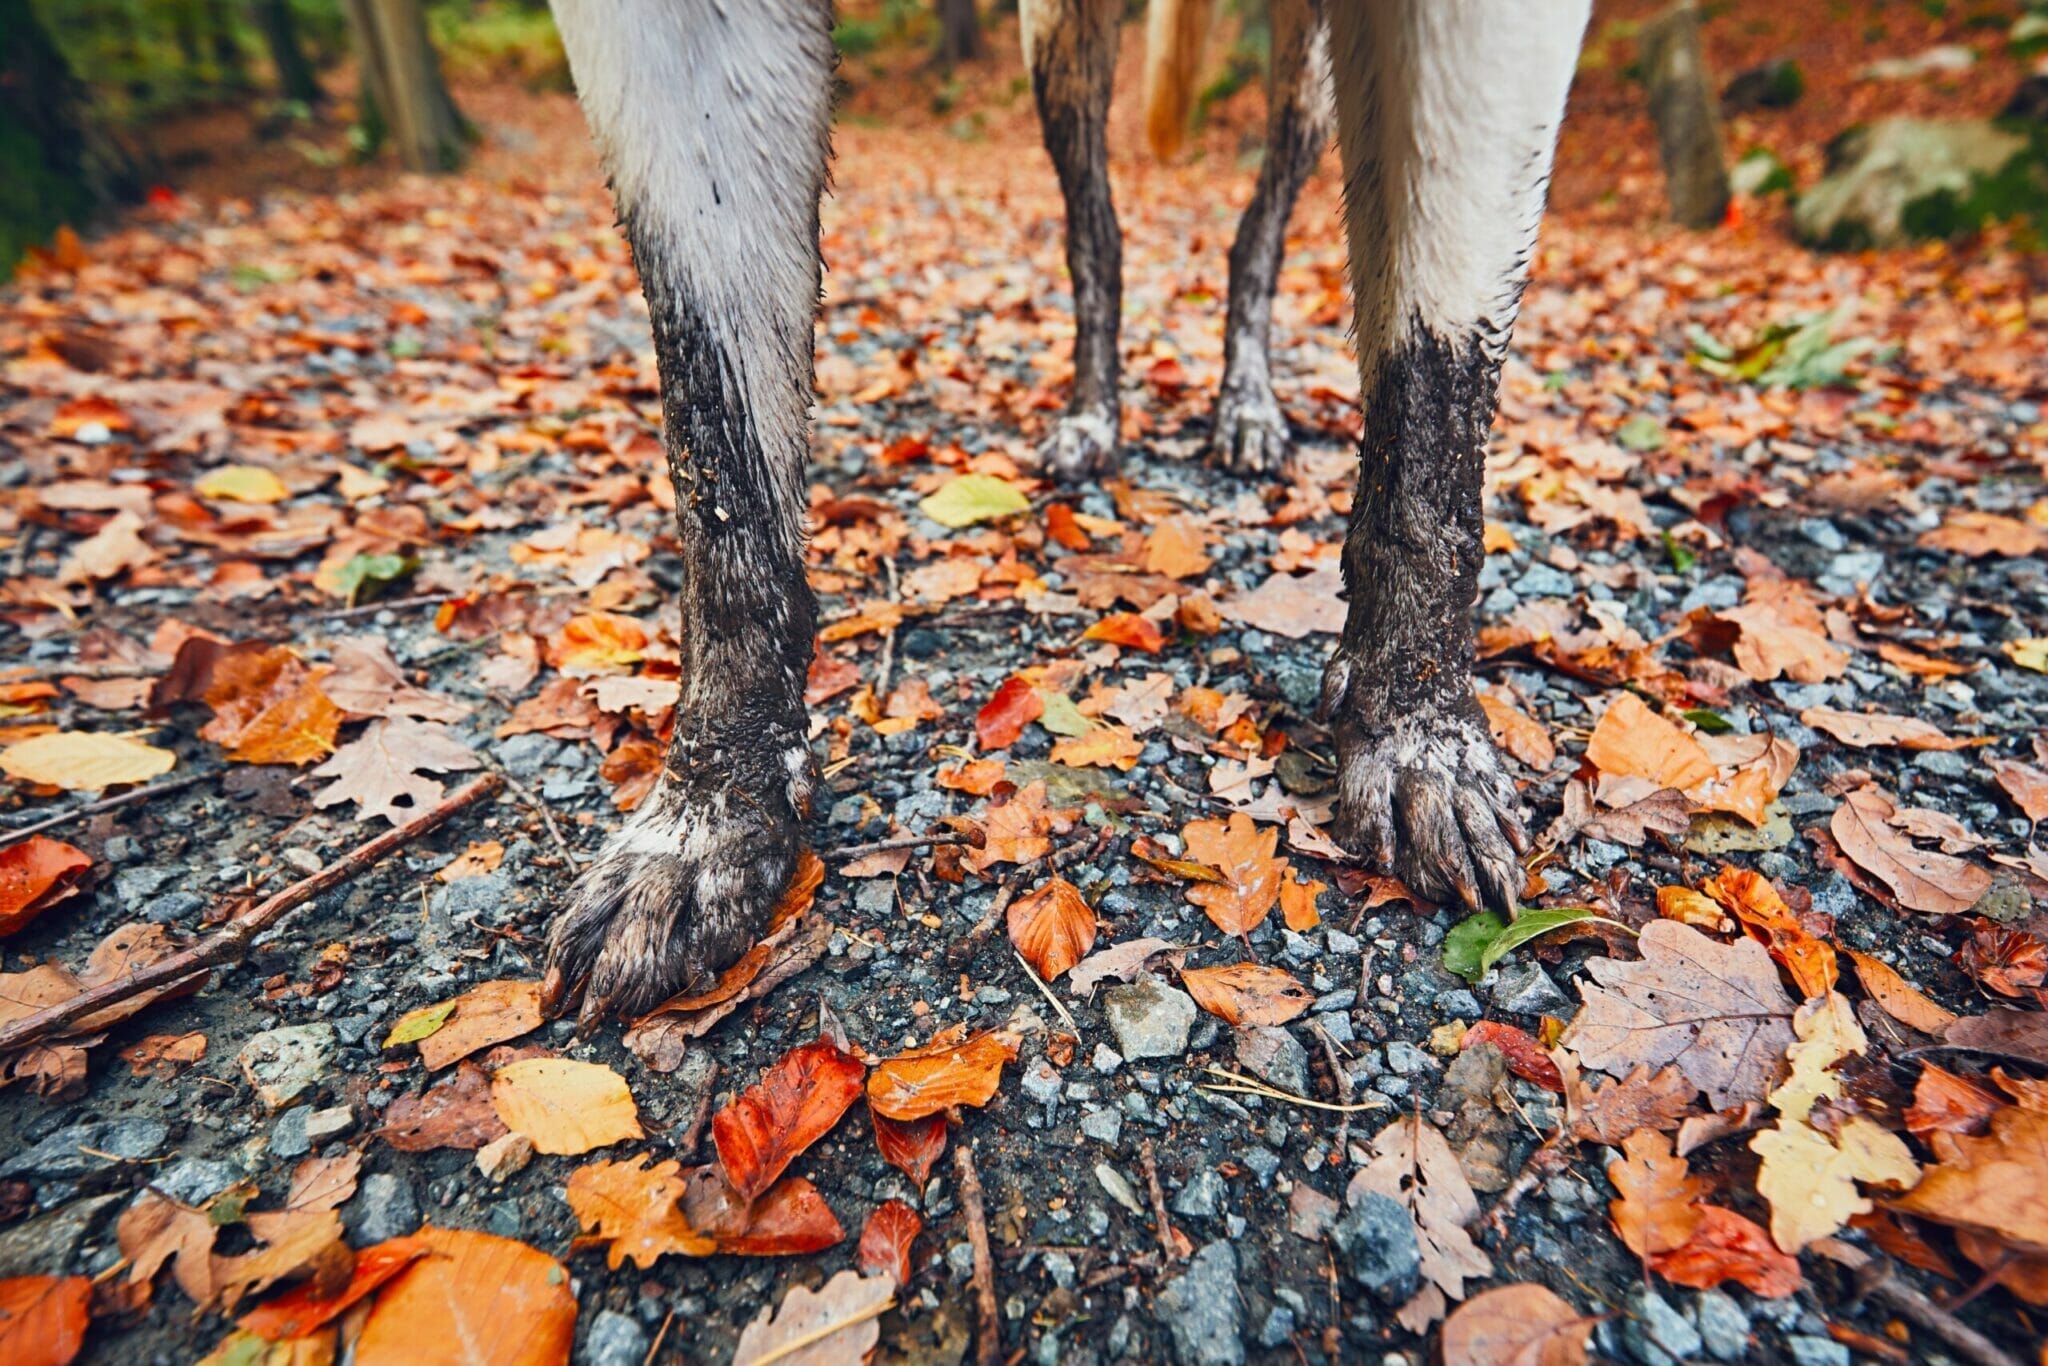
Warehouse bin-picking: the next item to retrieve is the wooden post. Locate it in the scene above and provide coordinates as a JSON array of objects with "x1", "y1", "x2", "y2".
[{"x1": 1640, "y1": 1, "x2": 1730, "y2": 228}]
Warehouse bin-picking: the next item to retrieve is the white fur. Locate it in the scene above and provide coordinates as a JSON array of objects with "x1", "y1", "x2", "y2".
[{"x1": 1329, "y1": 1, "x2": 1589, "y2": 371}]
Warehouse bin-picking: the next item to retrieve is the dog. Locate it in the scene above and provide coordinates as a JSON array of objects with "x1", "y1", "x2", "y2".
[{"x1": 538, "y1": 0, "x2": 1592, "y2": 1026}]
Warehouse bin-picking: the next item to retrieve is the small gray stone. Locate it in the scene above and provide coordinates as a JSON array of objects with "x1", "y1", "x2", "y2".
[
  {"x1": 493, "y1": 733, "x2": 560, "y2": 778},
  {"x1": 304, "y1": 1106, "x2": 354, "y2": 1146},
  {"x1": 1258, "y1": 1306, "x2": 1297, "y2": 1348},
  {"x1": 238, "y1": 1024, "x2": 336, "y2": 1111},
  {"x1": 1021, "y1": 1060, "x2": 1063, "y2": 1107},
  {"x1": 1279, "y1": 930, "x2": 1317, "y2": 965},
  {"x1": 1090, "y1": 1043, "x2": 1124, "y2": 1074},
  {"x1": 271, "y1": 1107, "x2": 312, "y2": 1159},
  {"x1": 142, "y1": 891, "x2": 207, "y2": 924},
  {"x1": 1330, "y1": 1192, "x2": 1420, "y2": 1304},
  {"x1": 1171, "y1": 1168, "x2": 1227, "y2": 1220},
  {"x1": 1490, "y1": 962, "x2": 1571, "y2": 1015},
  {"x1": 112, "y1": 865, "x2": 179, "y2": 907},
  {"x1": 1080, "y1": 1107, "x2": 1123, "y2": 1146},
  {"x1": 1785, "y1": 1338, "x2": 1849, "y2": 1366},
  {"x1": 0, "y1": 1192, "x2": 122, "y2": 1277},
  {"x1": 148, "y1": 1158, "x2": 239, "y2": 1205},
  {"x1": 1694, "y1": 1289, "x2": 1751, "y2": 1362},
  {"x1": 1103, "y1": 981, "x2": 1197, "y2": 1061},
  {"x1": 1, "y1": 1120, "x2": 168, "y2": 1179},
  {"x1": 1234, "y1": 1026, "x2": 1310, "y2": 1097},
  {"x1": 582, "y1": 1309, "x2": 650, "y2": 1366},
  {"x1": 1155, "y1": 1241, "x2": 1243, "y2": 1366},
  {"x1": 1382, "y1": 1041, "x2": 1434, "y2": 1077},
  {"x1": 347, "y1": 1172, "x2": 421, "y2": 1243},
  {"x1": 1240, "y1": 1147, "x2": 1281, "y2": 1186},
  {"x1": 1623, "y1": 1287, "x2": 1703, "y2": 1366}
]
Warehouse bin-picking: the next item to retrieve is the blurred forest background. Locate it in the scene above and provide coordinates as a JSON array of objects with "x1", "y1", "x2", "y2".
[{"x1": 5, "y1": 0, "x2": 2047, "y2": 274}]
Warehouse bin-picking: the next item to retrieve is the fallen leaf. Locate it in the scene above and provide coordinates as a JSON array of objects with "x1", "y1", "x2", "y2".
[
  {"x1": 1460, "y1": 1021, "x2": 1565, "y2": 1093},
  {"x1": 1891, "y1": 1101, "x2": 2048, "y2": 1256},
  {"x1": 1904, "y1": 1063, "x2": 2001, "y2": 1140},
  {"x1": 58, "y1": 509, "x2": 154, "y2": 585},
  {"x1": 1831, "y1": 785, "x2": 1993, "y2": 916},
  {"x1": 1048, "y1": 724, "x2": 1143, "y2": 770},
  {"x1": 1082, "y1": 612, "x2": 1167, "y2": 653},
  {"x1": 963, "y1": 782, "x2": 1074, "y2": 873},
  {"x1": 119, "y1": 1192, "x2": 219, "y2": 1304},
  {"x1": 564, "y1": 1154, "x2": 713, "y2": 1269},
  {"x1": 1439, "y1": 1282, "x2": 1594, "y2": 1366},
  {"x1": 1608, "y1": 1129, "x2": 1708, "y2": 1256},
  {"x1": 1799, "y1": 708, "x2": 1984, "y2": 752},
  {"x1": 1478, "y1": 692, "x2": 1557, "y2": 771},
  {"x1": 1066, "y1": 937, "x2": 1178, "y2": 998},
  {"x1": 1647, "y1": 1204, "x2": 1802, "y2": 1297},
  {"x1": 0, "y1": 837, "x2": 92, "y2": 936},
  {"x1": 1221, "y1": 564, "x2": 1346, "y2": 638},
  {"x1": 208, "y1": 1209, "x2": 350, "y2": 1314},
  {"x1": 1585, "y1": 692, "x2": 1718, "y2": 793},
  {"x1": 320, "y1": 638, "x2": 470, "y2": 723},
  {"x1": 857, "y1": 1200, "x2": 923, "y2": 1287},
  {"x1": 1179, "y1": 962, "x2": 1313, "y2": 1026},
  {"x1": 919, "y1": 474, "x2": 1029, "y2": 528},
  {"x1": 197, "y1": 465, "x2": 291, "y2": 504},
  {"x1": 0, "y1": 1275, "x2": 91, "y2": 1366},
  {"x1": 436, "y1": 840, "x2": 505, "y2": 882},
  {"x1": 1565, "y1": 1063, "x2": 1699, "y2": 1146},
  {"x1": 1844, "y1": 949, "x2": 1957, "y2": 1035},
  {"x1": 975, "y1": 676, "x2": 1043, "y2": 750},
  {"x1": 285, "y1": 1152, "x2": 361, "y2": 1213},
  {"x1": 1348, "y1": 1113, "x2": 1491, "y2": 1305},
  {"x1": 731, "y1": 1269, "x2": 896, "y2": 1366},
  {"x1": 121, "y1": 1031, "x2": 207, "y2": 1076},
  {"x1": 1988, "y1": 756, "x2": 2048, "y2": 823},
  {"x1": 237, "y1": 1236, "x2": 428, "y2": 1341},
  {"x1": 0, "y1": 731, "x2": 176, "y2": 790},
  {"x1": 309, "y1": 718, "x2": 482, "y2": 825},
  {"x1": 1702, "y1": 866, "x2": 1837, "y2": 999},
  {"x1": 870, "y1": 1107, "x2": 948, "y2": 1187},
  {"x1": 716, "y1": 1176, "x2": 845, "y2": 1256},
  {"x1": 353, "y1": 1226, "x2": 577, "y2": 1366},
  {"x1": 489, "y1": 1058, "x2": 643, "y2": 1156},
  {"x1": 1007, "y1": 877, "x2": 1097, "y2": 980},
  {"x1": 547, "y1": 612, "x2": 647, "y2": 679},
  {"x1": 197, "y1": 647, "x2": 342, "y2": 765},
  {"x1": 712, "y1": 1038, "x2": 867, "y2": 1202},
  {"x1": 1179, "y1": 812, "x2": 1287, "y2": 938},
  {"x1": 413, "y1": 980, "x2": 544, "y2": 1071},
  {"x1": 1560, "y1": 919, "x2": 1797, "y2": 1110},
  {"x1": 868, "y1": 1025, "x2": 1019, "y2": 1122},
  {"x1": 1142, "y1": 516, "x2": 1210, "y2": 579},
  {"x1": 1918, "y1": 510, "x2": 2048, "y2": 558}
]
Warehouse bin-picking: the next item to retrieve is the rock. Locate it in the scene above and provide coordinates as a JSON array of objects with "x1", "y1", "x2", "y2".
[
  {"x1": 1722, "y1": 59, "x2": 1804, "y2": 113},
  {"x1": 271, "y1": 1107, "x2": 312, "y2": 1160},
  {"x1": 1622, "y1": 1287, "x2": 1702, "y2": 1366},
  {"x1": 111, "y1": 866, "x2": 178, "y2": 907},
  {"x1": 0, "y1": 1192, "x2": 122, "y2": 1276},
  {"x1": 304, "y1": 1106, "x2": 354, "y2": 1146},
  {"x1": 1155, "y1": 1241, "x2": 1243, "y2": 1366},
  {"x1": 1286, "y1": 1183, "x2": 1338, "y2": 1241},
  {"x1": 477, "y1": 1132, "x2": 534, "y2": 1182},
  {"x1": 148, "y1": 1158, "x2": 239, "y2": 1206},
  {"x1": 1257, "y1": 1306, "x2": 1296, "y2": 1349},
  {"x1": 1490, "y1": 962, "x2": 1571, "y2": 1015},
  {"x1": 1233, "y1": 1026, "x2": 1309, "y2": 1097},
  {"x1": 492, "y1": 733, "x2": 559, "y2": 778},
  {"x1": 1090, "y1": 1043, "x2": 1123, "y2": 1074},
  {"x1": 1240, "y1": 1147, "x2": 1280, "y2": 1186},
  {"x1": 1382, "y1": 1041, "x2": 1434, "y2": 1077},
  {"x1": 1171, "y1": 1168, "x2": 1226, "y2": 1220},
  {"x1": 1330, "y1": 1192, "x2": 1420, "y2": 1304},
  {"x1": 582, "y1": 1309, "x2": 650, "y2": 1366},
  {"x1": 1694, "y1": 1289, "x2": 1751, "y2": 1362},
  {"x1": 1020, "y1": 1060, "x2": 1063, "y2": 1108},
  {"x1": 347, "y1": 1172, "x2": 420, "y2": 1243},
  {"x1": 238, "y1": 1024, "x2": 336, "y2": 1112},
  {"x1": 142, "y1": 891, "x2": 207, "y2": 924},
  {"x1": 1795, "y1": 119, "x2": 2027, "y2": 249},
  {"x1": 1, "y1": 1120, "x2": 168, "y2": 1179},
  {"x1": 1785, "y1": 1338, "x2": 1850, "y2": 1366},
  {"x1": 1641, "y1": 1, "x2": 1731, "y2": 227},
  {"x1": 1102, "y1": 981, "x2": 1196, "y2": 1061},
  {"x1": 1079, "y1": 1107, "x2": 1123, "y2": 1146},
  {"x1": 1095, "y1": 1164, "x2": 1145, "y2": 1216}
]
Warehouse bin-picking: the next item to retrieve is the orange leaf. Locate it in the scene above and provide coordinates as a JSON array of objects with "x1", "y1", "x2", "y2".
[
  {"x1": 1478, "y1": 692, "x2": 1557, "y2": 771},
  {"x1": 0, "y1": 837, "x2": 92, "y2": 937},
  {"x1": 1844, "y1": 950, "x2": 1957, "y2": 1036},
  {"x1": 717, "y1": 1177, "x2": 845, "y2": 1257},
  {"x1": 0, "y1": 1276, "x2": 90, "y2": 1366},
  {"x1": 937, "y1": 760, "x2": 1005, "y2": 795},
  {"x1": 964, "y1": 782, "x2": 1074, "y2": 874},
  {"x1": 1608, "y1": 1130, "x2": 1709, "y2": 1256},
  {"x1": 1006, "y1": 877, "x2": 1097, "y2": 980},
  {"x1": 868, "y1": 1026, "x2": 1019, "y2": 1122},
  {"x1": 1180, "y1": 963, "x2": 1313, "y2": 1027},
  {"x1": 1179, "y1": 812, "x2": 1286, "y2": 937},
  {"x1": 1279, "y1": 876, "x2": 1323, "y2": 931},
  {"x1": 1703, "y1": 866, "x2": 1837, "y2": 999},
  {"x1": 353, "y1": 1226, "x2": 577, "y2": 1366},
  {"x1": 564, "y1": 1154, "x2": 713, "y2": 1270},
  {"x1": 1648, "y1": 1205, "x2": 1802, "y2": 1298},
  {"x1": 238, "y1": 1236, "x2": 430, "y2": 1340},
  {"x1": 1045, "y1": 504, "x2": 1091, "y2": 550},
  {"x1": 546, "y1": 612, "x2": 647, "y2": 678},
  {"x1": 1048, "y1": 724, "x2": 1142, "y2": 771},
  {"x1": 712, "y1": 1038, "x2": 866, "y2": 1203},
  {"x1": 1903, "y1": 1063, "x2": 2002, "y2": 1141},
  {"x1": 199, "y1": 647, "x2": 342, "y2": 766},
  {"x1": 870, "y1": 1106, "x2": 947, "y2": 1186},
  {"x1": 1082, "y1": 613, "x2": 1167, "y2": 653},
  {"x1": 1584, "y1": 693, "x2": 1717, "y2": 793},
  {"x1": 646, "y1": 850, "x2": 824, "y2": 1016},
  {"x1": 598, "y1": 737, "x2": 663, "y2": 812},
  {"x1": 857, "y1": 1200, "x2": 923, "y2": 1286},
  {"x1": 1142, "y1": 517, "x2": 1210, "y2": 579},
  {"x1": 975, "y1": 676, "x2": 1042, "y2": 750}
]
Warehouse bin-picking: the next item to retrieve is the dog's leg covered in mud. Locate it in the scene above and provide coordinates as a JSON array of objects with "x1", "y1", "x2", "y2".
[
  {"x1": 541, "y1": 0, "x2": 831, "y2": 1025},
  {"x1": 1022, "y1": 0, "x2": 1123, "y2": 479},
  {"x1": 1319, "y1": 2, "x2": 1587, "y2": 913},
  {"x1": 1211, "y1": 0, "x2": 1329, "y2": 474}
]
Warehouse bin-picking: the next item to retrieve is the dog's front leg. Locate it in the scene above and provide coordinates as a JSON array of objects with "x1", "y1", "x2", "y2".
[
  {"x1": 541, "y1": 0, "x2": 832, "y2": 1026},
  {"x1": 1024, "y1": 0, "x2": 1122, "y2": 480},
  {"x1": 1319, "y1": 2, "x2": 1588, "y2": 914}
]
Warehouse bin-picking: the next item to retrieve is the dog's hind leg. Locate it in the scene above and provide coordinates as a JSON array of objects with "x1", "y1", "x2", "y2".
[
  {"x1": 540, "y1": 0, "x2": 832, "y2": 1026},
  {"x1": 1212, "y1": 0, "x2": 1330, "y2": 476},
  {"x1": 1023, "y1": 0, "x2": 1123, "y2": 480},
  {"x1": 1319, "y1": 1, "x2": 1587, "y2": 914}
]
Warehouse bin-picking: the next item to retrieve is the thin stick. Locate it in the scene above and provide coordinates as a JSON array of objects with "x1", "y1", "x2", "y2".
[
  {"x1": 491, "y1": 764, "x2": 584, "y2": 867},
  {"x1": 0, "y1": 775, "x2": 500, "y2": 1055},
  {"x1": 0, "y1": 773, "x2": 208, "y2": 849},
  {"x1": 1138, "y1": 1139, "x2": 1185, "y2": 1264},
  {"x1": 9, "y1": 660, "x2": 160, "y2": 681},
  {"x1": 946, "y1": 879, "x2": 1021, "y2": 968},
  {"x1": 874, "y1": 555, "x2": 901, "y2": 702},
  {"x1": 954, "y1": 1143, "x2": 999, "y2": 1366},
  {"x1": 834, "y1": 829, "x2": 980, "y2": 862},
  {"x1": 1011, "y1": 948, "x2": 1080, "y2": 1037},
  {"x1": 642, "y1": 1308, "x2": 674, "y2": 1366},
  {"x1": 677, "y1": 1063, "x2": 719, "y2": 1159},
  {"x1": 1309, "y1": 1020, "x2": 1355, "y2": 1160},
  {"x1": 1809, "y1": 1240, "x2": 2022, "y2": 1366},
  {"x1": 1196, "y1": 1065, "x2": 1387, "y2": 1114}
]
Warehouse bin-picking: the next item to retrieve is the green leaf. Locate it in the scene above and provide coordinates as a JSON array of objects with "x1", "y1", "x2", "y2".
[
  {"x1": 1036, "y1": 689, "x2": 1092, "y2": 738},
  {"x1": 1617, "y1": 415, "x2": 1666, "y2": 451},
  {"x1": 1663, "y1": 530, "x2": 1697, "y2": 573},
  {"x1": 1476, "y1": 906, "x2": 1632, "y2": 975},
  {"x1": 1681, "y1": 707, "x2": 1734, "y2": 734},
  {"x1": 331, "y1": 552, "x2": 418, "y2": 606},
  {"x1": 1442, "y1": 912, "x2": 1508, "y2": 983},
  {"x1": 383, "y1": 999, "x2": 456, "y2": 1048},
  {"x1": 918, "y1": 474, "x2": 1029, "y2": 528}
]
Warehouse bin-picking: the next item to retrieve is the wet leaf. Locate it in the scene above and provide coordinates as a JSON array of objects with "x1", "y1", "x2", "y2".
[
  {"x1": 1648, "y1": 1204, "x2": 1802, "y2": 1297},
  {"x1": 564, "y1": 1154, "x2": 713, "y2": 1269},
  {"x1": 490, "y1": 1058, "x2": 643, "y2": 1156},
  {"x1": 718, "y1": 1176, "x2": 845, "y2": 1256},
  {"x1": 0, "y1": 1275, "x2": 91, "y2": 1366},
  {"x1": 868, "y1": 1025, "x2": 1019, "y2": 1122},
  {"x1": 0, "y1": 837, "x2": 92, "y2": 936},
  {"x1": 1702, "y1": 866, "x2": 1836, "y2": 999},
  {"x1": 1179, "y1": 811, "x2": 1286, "y2": 938},
  {"x1": 1179, "y1": 962, "x2": 1313, "y2": 1026},
  {"x1": 712, "y1": 1038, "x2": 866, "y2": 1202},
  {"x1": 870, "y1": 1107, "x2": 948, "y2": 1187},
  {"x1": 1006, "y1": 876, "x2": 1097, "y2": 981},
  {"x1": 1830, "y1": 785, "x2": 1993, "y2": 916},
  {"x1": 236, "y1": 1236, "x2": 428, "y2": 1341},
  {"x1": 1439, "y1": 1282, "x2": 1594, "y2": 1366},
  {"x1": 1608, "y1": 1130, "x2": 1708, "y2": 1255},
  {"x1": 353, "y1": 1226, "x2": 577, "y2": 1366},
  {"x1": 857, "y1": 1199, "x2": 923, "y2": 1286}
]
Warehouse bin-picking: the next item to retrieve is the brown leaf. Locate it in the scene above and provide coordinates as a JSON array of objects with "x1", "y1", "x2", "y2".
[
  {"x1": 1904, "y1": 1063, "x2": 2002, "y2": 1141},
  {"x1": 1439, "y1": 1282, "x2": 1594, "y2": 1366},
  {"x1": 871, "y1": 1107, "x2": 947, "y2": 1189},
  {"x1": 415, "y1": 980, "x2": 544, "y2": 1071},
  {"x1": 730, "y1": 1269, "x2": 895, "y2": 1366},
  {"x1": 1799, "y1": 708, "x2": 1984, "y2": 752},
  {"x1": 378, "y1": 1060, "x2": 510, "y2": 1152},
  {"x1": 353, "y1": 1226, "x2": 577, "y2": 1366},
  {"x1": 1944, "y1": 1009, "x2": 2048, "y2": 1067},
  {"x1": 1566, "y1": 1064, "x2": 1699, "y2": 1146},
  {"x1": 198, "y1": 646, "x2": 342, "y2": 766},
  {"x1": 1608, "y1": 1130, "x2": 1708, "y2": 1256},
  {"x1": 1560, "y1": 919, "x2": 1797, "y2": 1110},
  {"x1": 1584, "y1": 693, "x2": 1717, "y2": 793},
  {"x1": 1221, "y1": 564, "x2": 1345, "y2": 639},
  {"x1": 1179, "y1": 812, "x2": 1286, "y2": 938},
  {"x1": 1180, "y1": 963, "x2": 1314, "y2": 1027},
  {"x1": 0, "y1": 1275, "x2": 91, "y2": 1366},
  {"x1": 119, "y1": 1192, "x2": 218, "y2": 1304},
  {"x1": 963, "y1": 782, "x2": 1075, "y2": 874},
  {"x1": 1066, "y1": 938, "x2": 1179, "y2": 998},
  {"x1": 857, "y1": 1200, "x2": 923, "y2": 1287},
  {"x1": 1006, "y1": 877, "x2": 1097, "y2": 981},
  {"x1": 1844, "y1": 950, "x2": 1957, "y2": 1035},
  {"x1": 1830, "y1": 785, "x2": 1993, "y2": 916},
  {"x1": 1142, "y1": 516, "x2": 1210, "y2": 579},
  {"x1": 1478, "y1": 692, "x2": 1557, "y2": 772},
  {"x1": 717, "y1": 1176, "x2": 845, "y2": 1256},
  {"x1": 712, "y1": 1038, "x2": 866, "y2": 1202},
  {"x1": 868, "y1": 1025, "x2": 1019, "y2": 1122},
  {"x1": 285, "y1": 1152, "x2": 361, "y2": 1213},
  {"x1": 237, "y1": 1236, "x2": 429, "y2": 1342},
  {"x1": 1348, "y1": 1113, "x2": 1491, "y2": 1304},
  {"x1": 210, "y1": 1209, "x2": 350, "y2": 1313},
  {"x1": 565, "y1": 1154, "x2": 714, "y2": 1269},
  {"x1": 0, "y1": 837, "x2": 92, "y2": 937},
  {"x1": 309, "y1": 718, "x2": 481, "y2": 825},
  {"x1": 120, "y1": 1031, "x2": 207, "y2": 1076},
  {"x1": 1988, "y1": 756, "x2": 2048, "y2": 823},
  {"x1": 1890, "y1": 1102, "x2": 2048, "y2": 1256},
  {"x1": 1918, "y1": 510, "x2": 2048, "y2": 558},
  {"x1": 320, "y1": 637, "x2": 469, "y2": 722}
]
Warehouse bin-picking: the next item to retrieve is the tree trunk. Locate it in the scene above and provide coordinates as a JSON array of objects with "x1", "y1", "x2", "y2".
[
  {"x1": 0, "y1": 0, "x2": 146, "y2": 270},
  {"x1": 934, "y1": 0, "x2": 986, "y2": 66},
  {"x1": 342, "y1": 0, "x2": 468, "y2": 172},
  {"x1": 207, "y1": 0, "x2": 252, "y2": 90},
  {"x1": 256, "y1": 0, "x2": 325, "y2": 106},
  {"x1": 1641, "y1": 1, "x2": 1730, "y2": 228}
]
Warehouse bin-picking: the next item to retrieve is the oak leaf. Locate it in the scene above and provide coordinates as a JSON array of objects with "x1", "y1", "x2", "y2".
[
  {"x1": 712, "y1": 1038, "x2": 866, "y2": 1202},
  {"x1": 1752, "y1": 1116, "x2": 1918, "y2": 1253},
  {"x1": 1830, "y1": 785, "x2": 1993, "y2": 915},
  {"x1": 565, "y1": 1155, "x2": 714, "y2": 1269},
  {"x1": 963, "y1": 782, "x2": 1075, "y2": 874},
  {"x1": 1608, "y1": 1130, "x2": 1708, "y2": 1256},
  {"x1": 1179, "y1": 963, "x2": 1313, "y2": 1027},
  {"x1": 1048, "y1": 723, "x2": 1142, "y2": 771},
  {"x1": 1178, "y1": 812, "x2": 1287, "y2": 937},
  {"x1": 1006, "y1": 877, "x2": 1097, "y2": 980},
  {"x1": 310, "y1": 718, "x2": 481, "y2": 825},
  {"x1": 320, "y1": 638, "x2": 469, "y2": 723},
  {"x1": 1564, "y1": 1062, "x2": 1698, "y2": 1146},
  {"x1": 868, "y1": 1025, "x2": 1019, "y2": 1122},
  {"x1": 1890, "y1": 1102, "x2": 2048, "y2": 1256}
]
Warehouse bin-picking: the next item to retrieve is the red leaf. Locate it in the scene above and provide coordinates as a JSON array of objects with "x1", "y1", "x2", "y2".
[
  {"x1": 711, "y1": 1038, "x2": 866, "y2": 1202},
  {"x1": 1649, "y1": 1205, "x2": 1802, "y2": 1298},
  {"x1": 1083, "y1": 613, "x2": 1167, "y2": 654},
  {"x1": 238, "y1": 1236, "x2": 431, "y2": 1340},
  {"x1": 857, "y1": 1200, "x2": 923, "y2": 1286},
  {"x1": 0, "y1": 1275, "x2": 91, "y2": 1366},
  {"x1": 0, "y1": 837, "x2": 93, "y2": 937},
  {"x1": 1461, "y1": 1020, "x2": 1565, "y2": 1093},
  {"x1": 975, "y1": 676, "x2": 1042, "y2": 751},
  {"x1": 716, "y1": 1177, "x2": 844, "y2": 1257},
  {"x1": 870, "y1": 1106, "x2": 947, "y2": 1186},
  {"x1": 1045, "y1": 504, "x2": 1091, "y2": 551}
]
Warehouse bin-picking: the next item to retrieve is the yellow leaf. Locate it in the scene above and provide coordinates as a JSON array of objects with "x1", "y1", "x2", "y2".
[
  {"x1": 2004, "y1": 638, "x2": 2048, "y2": 673},
  {"x1": 1770, "y1": 992, "x2": 1862, "y2": 1125},
  {"x1": 1752, "y1": 1115, "x2": 1917, "y2": 1253},
  {"x1": 1048, "y1": 724, "x2": 1142, "y2": 771},
  {"x1": 196, "y1": 465, "x2": 291, "y2": 504},
  {"x1": 0, "y1": 732, "x2": 177, "y2": 790},
  {"x1": 917, "y1": 474, "x2": 1029, "y2": 529},
  {"x1": 489, "y1": 1058, "x2": 643, "y2": 1156}
]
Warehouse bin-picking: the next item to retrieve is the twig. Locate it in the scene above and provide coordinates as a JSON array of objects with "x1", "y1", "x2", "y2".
[
  {"x1": 8, "y1": 660, "x2": 160, "y2": 681},
  {"x1": 1808, "y1": 1239, "x2": 2022, "y2": 1366},
  {"x1": 1138, "y1": 1139, "x2": 1186, "y2": 1264},
  {"x1": 490, "y1": 763, "x2": 585, "y2": 867},
  {"x1": 833, "y1": 829, "x2": 980, "y2": 862},
  {"x1": 1309, "y1": 1020, "x2": 1355, "y2": 1159},
  {"x1": 946, "y1": 878, "x2": 1022, "y2": 969},
  {"x1": 875, "y1": 555, "x2": 901, "y2": 702},
  {"x1": 642, "y1": 1308, "x2": 674, "y2": 1366},
  {"x1": 954, "y1": 1143, "x2": 999, "y2": 1366},
  {"x1": 1482, "y1": 1141, "x2": 1573, "y2": 1238},
  {"x1": 1196, "y1": 1065, "x2": 1387, "y2": 1114},
  {"x1": 676, "y1": 1063, "x2": 719, "y2": 1160},
  {"x1": 310, "y1": 592, "x2": 455, "y2": 622},
  {"x1": 0, "y1": 773, "x2": 209, "y2": 848},
  {"x1": 1011, "y1": 948, "x2": 1080, "y2": 1037},
  {"x1": 0, "y1": 774, "x2": 500, "y2": 1055}
]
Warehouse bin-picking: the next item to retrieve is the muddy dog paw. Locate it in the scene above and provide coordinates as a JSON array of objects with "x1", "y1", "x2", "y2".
[
  {"x1": 1210, "y1": 374, "x2": 1292, "y2": 475},
  {"x1": 1039, "y1": 406, "x2": 1119, "y2": 481},
  {"x1": 1321, "y1": 666, "x2": 1527, "y2": 914},
  {"x1": 541, "y1": 769, "x2": 803, "y2": 1030}
]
